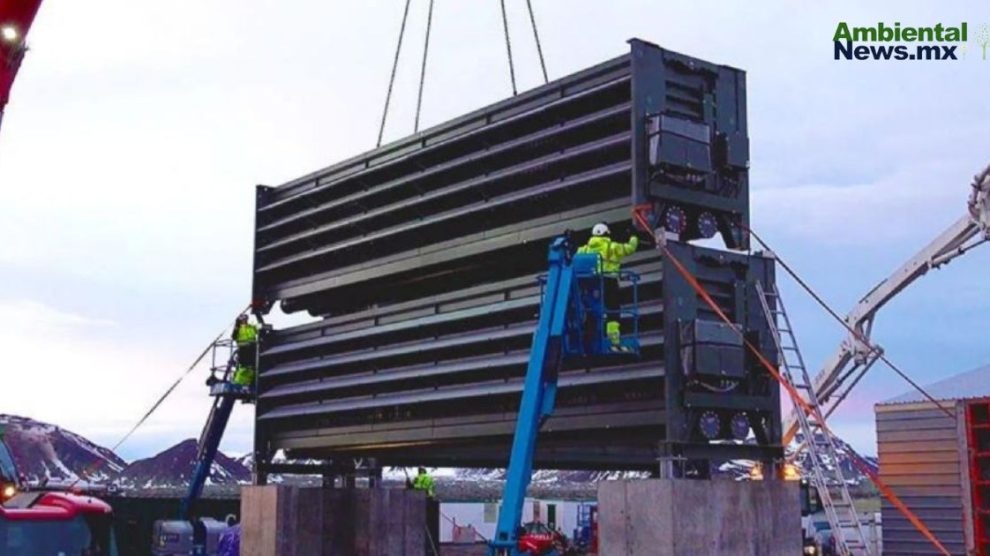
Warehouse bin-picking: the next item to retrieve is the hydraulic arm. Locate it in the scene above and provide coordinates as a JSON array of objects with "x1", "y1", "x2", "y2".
[
  {"x1": 180, "y1": 393, "x2": 237, "y2": 520},
  {"x1": 489, "y1": 236, "x2": 640, "y2": 556},
  {"x1": 784, "y1": 165, "x2": 990, "y2": 443}
]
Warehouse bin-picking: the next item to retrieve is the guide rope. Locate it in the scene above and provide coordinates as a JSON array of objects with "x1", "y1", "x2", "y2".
[
  {"x1": 631, "y1": 209, "x2": 950, "y2": 555},
  {"x1": 70, "y1": 306, "x2": 251, "y2": 487},
  {"x1": 744, "y1": 225, "x2": 956, "y2": 421}
]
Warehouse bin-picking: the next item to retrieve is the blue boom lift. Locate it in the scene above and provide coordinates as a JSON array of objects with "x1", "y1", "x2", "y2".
[
  {"x1": 152, "y1": 335, "x2": 258, "y2": 556},
  {"x1": 489, "y1": 235, "x2": 640, "y2": 556}
]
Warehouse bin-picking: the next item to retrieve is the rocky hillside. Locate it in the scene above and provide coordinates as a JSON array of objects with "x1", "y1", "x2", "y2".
[
  {"x1": 0, "y1": 414, "x2": 879, "y2": 495},
  {"x1": 0, "y1": 415, "x2": 126, "y2": 483},
  {"x1": 117, "y1": 438, "x2": 251, "y2": 489},
  {"x1": 454, "y1": 435, "x2": 879, "y2": 488}
]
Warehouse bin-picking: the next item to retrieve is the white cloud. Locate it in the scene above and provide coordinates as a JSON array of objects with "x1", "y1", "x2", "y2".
[
  {"x1": 754, "y1": 158, "x2": 984, "y2": 246},
  {"x1": 0, "y1": 298, "x2": 248, "y2": 461},
  {"x1": 0, "y1": 299, "x2": 115, "y2": 330}
]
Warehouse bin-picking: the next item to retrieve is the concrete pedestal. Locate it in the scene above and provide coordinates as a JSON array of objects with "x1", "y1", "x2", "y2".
[
  {"x1": 240, "y1": 486, "x2": 429, "y2": 556},
  {"x1": 597, "y1": 479, "x2": 800, "y2": 556}
]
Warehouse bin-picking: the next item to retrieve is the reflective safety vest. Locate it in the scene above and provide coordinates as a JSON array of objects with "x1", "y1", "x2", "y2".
[
  {"x1": 412, "y1": 473, "x2": 435, "y2": 497},
  {"x1": 235, "y1": 323, "x2": 258, "y2": 346},
  {"x1": 577, "y1": 235, "x2": 638, "y2": 274}
]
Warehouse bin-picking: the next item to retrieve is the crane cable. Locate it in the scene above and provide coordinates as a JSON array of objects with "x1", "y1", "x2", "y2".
[
  {"x1": 69, "y1": 306, "x2": 251, "y2": 487},
  {"x1": 376, "y1": 0, "x2": 412, "y2": 147},
  {"x1": 414, "y1": 0, "x2": 435, "y2": 133},
  {"x1": 632, "y1": 210, "x2": 950, "y2": 556},
  {"x1": 377, "y1": 0, "x2": 550, "y2": 142},
  {"x1": 744, "y1": 225, "x2": 956, "y2": 422},
  {"x1": 525, "y1": 0, "x2": 549, "y2": 84},
  {"x1": 499, "y1": 0, "x2": 518, "y2": 95}
]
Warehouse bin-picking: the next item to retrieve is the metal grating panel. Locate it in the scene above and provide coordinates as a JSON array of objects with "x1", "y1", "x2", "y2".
[{"x1": 250, "y1": 39, "x2": 776, "y2": 477}]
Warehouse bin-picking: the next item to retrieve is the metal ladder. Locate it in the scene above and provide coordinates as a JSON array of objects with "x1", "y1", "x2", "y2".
[{"x1": 755, "y1": 281, "x2": 873, "y2": 556}]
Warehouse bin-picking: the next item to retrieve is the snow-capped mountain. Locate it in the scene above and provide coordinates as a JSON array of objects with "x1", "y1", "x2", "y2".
[
  {"x1": 0, "y1": 414, "x2": 878, "y2": 495},
  {"x1": 791, "y1": 433, "x2": 879, "y2": 484},
  {"x1": 453, "y1": 468, "x2": 647, "y2": 484},
  {"x1": 448, "y1": 435, "x2": 878, "y2": 488},
  {"x1": 117, "y1": 439, "x2": 251, "y2": 489},
  {"x1": 0, "y1": 415, "x2": 126, "y2": 483}
]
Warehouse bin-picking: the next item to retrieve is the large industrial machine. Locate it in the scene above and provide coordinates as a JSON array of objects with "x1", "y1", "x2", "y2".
[
  {"x1": 249, "y1": 39, "x2": 782, "y2": 481},
  {"x1": 0, "y1": 0, "x2": 42, "y2": 134},
  {"x1": 0, "y1": 432, "x2": 118, "y2": 555}
]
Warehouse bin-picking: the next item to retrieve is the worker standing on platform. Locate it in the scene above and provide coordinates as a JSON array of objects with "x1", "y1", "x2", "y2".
[
  {"x1": 577, "y1": 222, "x2": 638, "y2": 349},
  {"x1": 411, "y1": 467, "x2": 436, "y2": 498},
  {"x1": 231, "y1": 314, "x2": 258, "y2": 387}
]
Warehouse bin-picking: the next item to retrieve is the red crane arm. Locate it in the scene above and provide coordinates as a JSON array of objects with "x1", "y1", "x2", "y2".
[{"x1": 0, "y1": 0, "x2": 44, "y2": 126}]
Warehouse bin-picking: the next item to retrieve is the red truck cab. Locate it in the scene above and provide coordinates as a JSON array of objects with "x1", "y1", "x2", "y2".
[
  {"x1": 517, "y1": 521, "x2": 570, "y2": 555},
  {"x1": 0, "y1": 436, "x2": 117, "y2": 555}
]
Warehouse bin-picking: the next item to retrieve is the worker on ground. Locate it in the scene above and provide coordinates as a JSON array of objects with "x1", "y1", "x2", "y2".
[
  {"x1": 231, "y1": 314, "x2": 259, "y2": 387},
  {"x1": 577, "y1": 222, "x2": 638, "y2": 350},
  {"x1": 411, "y1": 466, "x2": 436, "y2": 498}
]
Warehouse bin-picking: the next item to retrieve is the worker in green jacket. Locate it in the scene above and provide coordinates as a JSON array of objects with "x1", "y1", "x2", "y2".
[
  {"x1": 411, "y1": 467, "x2": 436, "y2": 498},
  {"x1": 577, "y1": 222, "x2": 639, "y2": 349},
  {"x1": 231, "y1": 314, "x2": 259, "y2": 387}
]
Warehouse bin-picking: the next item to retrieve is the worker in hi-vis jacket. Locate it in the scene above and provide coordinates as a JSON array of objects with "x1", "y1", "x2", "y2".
[
  {"x1": 577, "y1": 222, "x2": 638, "y2": 350},
  {"x1": 231, "y1": 314, "x2": 259, "y2": 387},
  {"x1": 409, "y1": 467, "x2": 436, "y2": 498}
]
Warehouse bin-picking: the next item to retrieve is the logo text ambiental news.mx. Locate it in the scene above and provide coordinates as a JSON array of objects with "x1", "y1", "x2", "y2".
[{"x1": 833, "y1": 22, "x2": 990, "y2": 61}]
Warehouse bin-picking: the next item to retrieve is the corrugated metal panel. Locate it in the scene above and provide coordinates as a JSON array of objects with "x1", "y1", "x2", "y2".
[
  {"x1": 877, "y1": 402, "x2": 967, "y2": 555},
  {"x1": 250, "y1": 40, "x2": 778, "y2": 474}
]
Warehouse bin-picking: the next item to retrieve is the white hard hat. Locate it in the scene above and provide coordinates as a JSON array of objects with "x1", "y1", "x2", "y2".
[{"x1": 591, "y1": 223, "x2": 610, "y2": 237}]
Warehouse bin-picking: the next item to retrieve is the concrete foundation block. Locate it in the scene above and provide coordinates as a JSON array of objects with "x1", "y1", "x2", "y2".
[
  {"x1": 598, "y1": 479, "x2": 800, "y2": 556},
  {"x1": 241, "y1": 486, "x2": 429, "y2": 556}
]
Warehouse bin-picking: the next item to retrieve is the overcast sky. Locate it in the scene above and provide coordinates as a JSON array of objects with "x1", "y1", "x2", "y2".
[{"x1": 0, "y1": 0, "x2": 987, "y2": 461}]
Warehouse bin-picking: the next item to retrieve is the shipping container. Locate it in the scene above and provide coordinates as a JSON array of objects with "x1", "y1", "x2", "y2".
[{"x1": 876, "y1": 363, "x2": 990, "y2": 555}]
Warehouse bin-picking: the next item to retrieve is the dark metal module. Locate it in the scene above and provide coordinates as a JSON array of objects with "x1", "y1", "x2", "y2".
[{"x1": 249, "y1": 39, "x2": 779, "y2": 480}]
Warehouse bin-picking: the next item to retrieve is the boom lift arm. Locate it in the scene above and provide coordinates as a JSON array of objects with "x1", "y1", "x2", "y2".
[
  {"x1": 180, "y1": 383, "x2": 242, "y2": 520},
  {"x1": 179, "y1": 332, "x2": 260, "y2": 520},
  {"x1": 489, "y1": 236, "x2": 640, "y2": 556},
  {"x1": 153, "y1": 333, "x2": 259, "y2": 556},
  {"x1": 784, "y1": 166, "x2": 990, "y2": 443}
]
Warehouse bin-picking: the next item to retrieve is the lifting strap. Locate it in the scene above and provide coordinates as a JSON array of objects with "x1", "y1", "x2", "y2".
[{"x1": 631, "y1": 210, "x2": 951, "y2": 556}]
